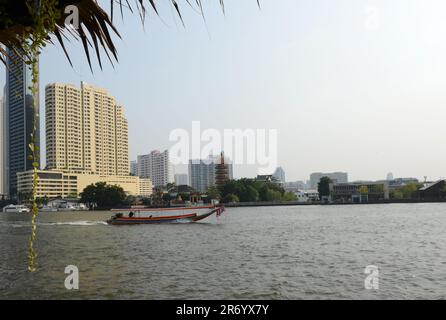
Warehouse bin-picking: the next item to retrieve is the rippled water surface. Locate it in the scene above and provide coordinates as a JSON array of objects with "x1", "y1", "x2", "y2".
[{"x1": 0, "y1": 203, "x2": 445, "y2": 299}]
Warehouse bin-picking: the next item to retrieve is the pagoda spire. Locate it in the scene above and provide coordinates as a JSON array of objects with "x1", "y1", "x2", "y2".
[{"x1": 215, "y1": 152, "x2": 229, "y2": 189}]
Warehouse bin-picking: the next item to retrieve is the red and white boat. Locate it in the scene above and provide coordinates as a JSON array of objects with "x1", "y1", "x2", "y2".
[{"x1": 106, "y1": 205, "x2": 225, "y2": 225}]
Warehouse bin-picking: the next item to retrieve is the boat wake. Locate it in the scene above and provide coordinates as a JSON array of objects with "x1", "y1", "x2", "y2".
[
  {"x1": 2, "y1": 221, "x2": 108, "y2": 228},
  {"x1": 42, "y1": 221, "x2": 108, "y2": 226}
]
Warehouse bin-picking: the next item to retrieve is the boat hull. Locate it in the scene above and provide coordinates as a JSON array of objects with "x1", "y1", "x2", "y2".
[{"x1": 106, "y1": 207, "x2": 223, "y2": 225}]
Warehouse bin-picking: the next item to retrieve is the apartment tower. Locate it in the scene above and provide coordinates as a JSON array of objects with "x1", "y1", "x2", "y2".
[
  {"x1": 137, "y1": 150, "x2": 173, "y2": 187},
  {"x1": 45, "y1": 82, "x2": 129, "y2": 175}
]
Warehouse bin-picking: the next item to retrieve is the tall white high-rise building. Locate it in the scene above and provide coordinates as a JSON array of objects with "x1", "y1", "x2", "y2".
[
  {"x1": 137, "y1": 150, "x2": 173, "y2": 187},
  {"x1": 45, "y1": 82, "x2": 129, "y2": 176},
  {"x1": 188, "y1": 155, "x2": 233, "y2": 193}
]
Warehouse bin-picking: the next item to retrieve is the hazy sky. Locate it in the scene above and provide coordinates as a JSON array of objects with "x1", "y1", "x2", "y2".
[{"x1": 2, "y1": 0, "x2": 446, "y2": 182}]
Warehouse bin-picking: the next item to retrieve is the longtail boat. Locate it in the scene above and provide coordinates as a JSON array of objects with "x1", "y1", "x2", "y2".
[{"x1": 106, "y1": 206, "x2": 225, "y2": 225}]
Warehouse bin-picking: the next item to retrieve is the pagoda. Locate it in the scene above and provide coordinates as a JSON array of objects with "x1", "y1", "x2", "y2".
[{"x1": 214, "y1": 152, "x2": 230, "y2": 189}]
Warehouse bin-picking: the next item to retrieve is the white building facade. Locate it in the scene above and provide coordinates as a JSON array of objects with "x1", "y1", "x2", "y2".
[{"x1": 137, "y1": 150, "x2": 173, "y2": 187}]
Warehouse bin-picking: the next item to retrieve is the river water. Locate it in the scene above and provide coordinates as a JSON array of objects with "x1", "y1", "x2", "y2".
[{"x1": 0, "y1": 203, "x2": 445, "y2": 299}]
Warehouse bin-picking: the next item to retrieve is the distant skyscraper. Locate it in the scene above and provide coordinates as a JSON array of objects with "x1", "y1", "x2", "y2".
[
  {"x1": 273, "y1": 166, "x2": 286, "y2": 183},
  {"x1": 130, "y1": 160, "x2": 137, "y2": 176},
  {"x1": 45, "y1": 82, "x2": 129, "y2": 176},
  {"x1": 189, "y1": 159, "x2": 215, "y2": 193},
  {"x1": 310, "y1": 172, "x2": 348, "y2": 189},
  {"x1": 174, "y1": 173, "x2": 189, "y2": 186},
  {"x1": 386, "y1": 172, "x2": 394, "y2": 181},
  {"x1": 0, "y1": 93, "x2": 5, "y2": 196},
  {"x1": 188, "y1": 154, "x2": 233, "y2": 193},
  {"x1": 137, "y1": 150, "x2": 173, "y2": 187},
  {"x1": 6, "y1": 49, "x2": 40, "y2": 196}
]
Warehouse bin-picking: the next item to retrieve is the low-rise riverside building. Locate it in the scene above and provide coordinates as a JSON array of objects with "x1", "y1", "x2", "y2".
[
  {"x1": 17, "y1": 170, "x2": 152, "y2": 198},
  {"x1": 293, "y1": 190, "x2": 320, "y2": 202},
  {"x1": 417, "y1": 180, "x2": 446, "y2": 201},
  {"x1": 330, "y1": 181, "x2": 389, "y2": 203}
]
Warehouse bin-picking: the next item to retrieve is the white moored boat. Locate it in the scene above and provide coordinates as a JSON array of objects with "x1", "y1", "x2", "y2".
[{"x1": 2, "y1": 204, "x2": 31, "y2": 213}]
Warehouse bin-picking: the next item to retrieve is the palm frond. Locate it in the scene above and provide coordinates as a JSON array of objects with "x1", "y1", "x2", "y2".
[{"x1": 0, "y1": 0, "x2": 260, "y2": 70}]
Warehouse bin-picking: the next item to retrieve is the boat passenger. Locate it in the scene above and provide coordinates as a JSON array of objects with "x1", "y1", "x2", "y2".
[{"x1": 129, "y1": 211, "x2": 134, "y2": 218}]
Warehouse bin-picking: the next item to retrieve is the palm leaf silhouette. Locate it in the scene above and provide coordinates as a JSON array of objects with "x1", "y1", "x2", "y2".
[{"x1": 0, "y1": 0, "x2": 260, "y2": 69}]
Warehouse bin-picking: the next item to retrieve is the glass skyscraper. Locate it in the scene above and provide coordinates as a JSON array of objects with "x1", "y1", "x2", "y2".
[{"x1": 5, "y1": 49, "x2": 40, "y2": 197}]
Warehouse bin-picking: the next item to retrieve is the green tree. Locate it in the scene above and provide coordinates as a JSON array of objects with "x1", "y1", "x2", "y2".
[
  {"x1": 178, "y1": 193, "x2": 191, "y2": 202},
  {"x1": 80, "y1": 182, "x2": 126, "y2": 209},
  {"x1": 258, "y1": 184, "x2": 269, "y2": 201},
  {"x1": 239, "y1": 185, "x2": 259, "y2": 202},
  {"x1": 166, "y1": 182, "x2": 176, "y2": 191},
  {"x1": 220, "y1": 179, "x2": 242, "y2": 196},
  {"x1": 206, "y1": 186, "x2": 221, "y2": 200},
  {"x1": 282, "y1": 191, "x2": 297, "y2": 201},
  {"x1": 220, "y1": 178, "x2": 290, "y2": 202},
  {"x1": 222, "y1": 193, "x2": 240, "y2": 203},
  {"x1": 162, "y1": 193, "x2": 173, "y2": 203},
  {"x1": 400, "y1": 183, "x2": 419, "y2": 199},
  {"x1": 266, "y1": 189, "x2": 282, "y2": 201},
  {"x1": 391, "y1": 190, "x2": 404, "y2": 199},
  {"x1": 151, "y1": 188, "x2": 166, "y2": 207},
  {"x1": 391, "y1": 183, "x2": 421, "y2": 199},
  {"x1": 318, "y1": 176, "x2": 332, "y2": 197}
]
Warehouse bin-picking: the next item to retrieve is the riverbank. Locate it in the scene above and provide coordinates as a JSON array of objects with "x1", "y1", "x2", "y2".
[
  {"x1": 75, "y1": 198, "x2": 446, "y2": 211},
  {"x1": 224, "y1": 199, "x2": 446, "y2": 207}
]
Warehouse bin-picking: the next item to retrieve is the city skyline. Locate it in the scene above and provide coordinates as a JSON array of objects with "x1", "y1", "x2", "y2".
[{"x1": 1, "y1": 1, "x2": 446, "y2": 182}]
